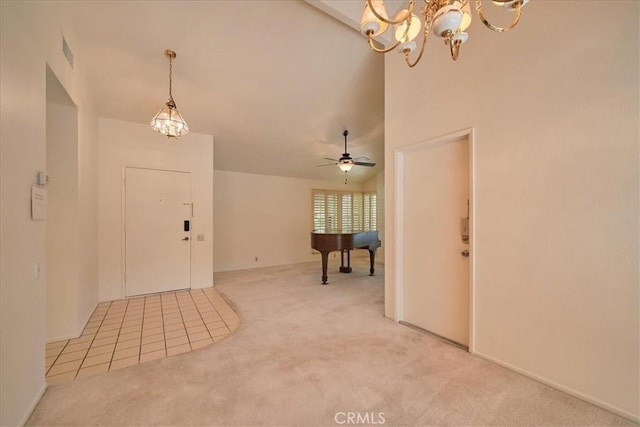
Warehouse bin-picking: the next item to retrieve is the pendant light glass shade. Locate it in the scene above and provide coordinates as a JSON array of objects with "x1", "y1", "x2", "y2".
[
  {"x1": 338, "y1": 161, "x2": 354, "y2": 172},
  {"x1": 151, "y1": 49, "x2": 189, "y2": 138},
  {"x1": 150, "y1": 101, "x2": 189, "y2": 138}
]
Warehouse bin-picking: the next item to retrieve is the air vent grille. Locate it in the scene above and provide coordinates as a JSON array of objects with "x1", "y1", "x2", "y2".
[{"x1": 62, "y1": 37, "x2": 73, "y2": 68}]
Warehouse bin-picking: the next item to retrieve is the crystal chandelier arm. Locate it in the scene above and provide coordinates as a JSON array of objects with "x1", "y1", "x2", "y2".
[
  {"x1": 403, "y1": 29, "x2": 428, "y2": 67},
  {"x1": 366, "y1": 0, "x2": 417, "y2": 25},
  {"x1": 367, "y1": 32, "x2": 405, "y2": 54},
  {"x1": 475, "y1": 0, "x2": 522, "y2": 32},
  {"x1": 403, "y1": 4, "x2": 436, "y2": 68}
]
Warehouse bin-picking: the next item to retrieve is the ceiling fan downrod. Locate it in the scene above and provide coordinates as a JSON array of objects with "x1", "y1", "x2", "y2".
[{"x1": 343, "y1": 130, "x2": 350, "y2": 157}]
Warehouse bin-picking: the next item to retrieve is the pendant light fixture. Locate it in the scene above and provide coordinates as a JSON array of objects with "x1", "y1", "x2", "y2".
[{"x1": 150, "y1": 49, "x2": 189, "y2": 138}]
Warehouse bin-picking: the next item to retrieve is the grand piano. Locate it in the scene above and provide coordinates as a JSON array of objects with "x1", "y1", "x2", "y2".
[{"x1": 310, "y1": 230, "x2": 381, "y2": 284}]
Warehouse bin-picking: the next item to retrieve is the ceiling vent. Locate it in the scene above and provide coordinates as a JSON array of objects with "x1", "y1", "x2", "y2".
[{"x1": 62, "y1": 37, "x2": 73, "y2": 68}]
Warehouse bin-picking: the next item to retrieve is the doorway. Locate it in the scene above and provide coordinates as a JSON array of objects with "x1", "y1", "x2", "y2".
[
  {"x1": 124, "y1": 167, "x2": 192, "y2": 297},
  {"x1": 395, "y1": 129, "x2": 474, "y2": 349}
]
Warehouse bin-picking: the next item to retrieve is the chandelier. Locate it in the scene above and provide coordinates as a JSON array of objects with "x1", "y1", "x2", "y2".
[
  {"x1": 150, "y1": 49, "x2": 189, "y2": 138},
  {"x1": 360, "y1": 0, "x2": 529, "y2": 66}
]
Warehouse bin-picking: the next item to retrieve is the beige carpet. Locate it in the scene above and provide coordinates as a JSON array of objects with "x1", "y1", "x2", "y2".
[{"x1": 28, "y1": 259, "x2": 636, "y2": 426}]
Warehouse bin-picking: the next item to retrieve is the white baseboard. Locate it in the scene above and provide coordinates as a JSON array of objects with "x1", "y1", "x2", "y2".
[
  {"x1": 473, "y1": 350, "x2": 639, "y2": 423},
  {"x1": 191, "y1": 283, "x2": 214, "y2": 290},
  {"x1": 18, "y1": 383, "x2": 47, "y2": 426},
  {"x1": 46, "y1": 302, "x2": 97, "y2": 344}
]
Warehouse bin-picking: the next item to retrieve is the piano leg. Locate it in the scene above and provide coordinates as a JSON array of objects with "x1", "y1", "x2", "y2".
[
  {"x1": 320, "y1": 251, "x2": 329, "y2": 284},
  {"x1": 339, "y1": 249, "x2": 352, "y2": 273},
  {"x1": 368, "y1": 249, "x2": 376, "y2": 276}
]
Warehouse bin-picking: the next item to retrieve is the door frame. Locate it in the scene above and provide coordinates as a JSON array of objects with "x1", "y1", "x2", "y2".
[
  {"x1": 121, "y1": 166, "x2": 193, "y2": 298},
  {"x1": 394, "y1": 128, "x2": 476, "y2": 352}
]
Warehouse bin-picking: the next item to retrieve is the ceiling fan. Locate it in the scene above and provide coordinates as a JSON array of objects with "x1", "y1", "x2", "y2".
[{"x1": 317, "y1": 130, "x2": 375, "y2": 181}]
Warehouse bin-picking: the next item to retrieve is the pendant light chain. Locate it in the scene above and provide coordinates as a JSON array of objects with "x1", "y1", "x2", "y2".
[{"x1": 167, "y1": 53, "x2": 175, "y2": 107}]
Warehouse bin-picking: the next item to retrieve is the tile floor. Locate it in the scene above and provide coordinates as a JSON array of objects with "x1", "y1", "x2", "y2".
[{"x1": 45, "y1": 287, "x2": 239, "y2": 385}]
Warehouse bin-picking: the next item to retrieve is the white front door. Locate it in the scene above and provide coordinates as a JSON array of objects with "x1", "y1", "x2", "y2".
[
  {"x1": 401, "y1": 136, "x2": 470, "y2": 347},
  {"x1": 125, "y1": 167, "x2": 192, "y2": 297}
]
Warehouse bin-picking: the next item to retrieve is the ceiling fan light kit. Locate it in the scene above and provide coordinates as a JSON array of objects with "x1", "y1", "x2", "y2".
[
  {"x1": 318, "y1": 130, "x2": 376, "y2": 183},
  {"x1": 151, "y1": 49, "x2": 190, "y2": 138},
  {"x1": 360, "y1": 0, "x2": 528, "y2": 66}
]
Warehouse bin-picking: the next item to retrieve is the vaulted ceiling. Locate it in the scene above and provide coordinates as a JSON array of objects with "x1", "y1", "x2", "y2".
[{"x1": 69, "y1": 0, "x2": 385, "y2": 184}]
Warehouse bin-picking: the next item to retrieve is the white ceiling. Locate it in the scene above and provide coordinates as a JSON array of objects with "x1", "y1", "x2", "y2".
[{"x1": 69, "y1": 0, "x2": 385, "y2": 184}]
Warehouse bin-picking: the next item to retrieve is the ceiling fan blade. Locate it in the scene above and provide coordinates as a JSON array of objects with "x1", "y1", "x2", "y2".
[
  {"x1": 354, "y1": 161, "x2": 376, "y2": 167},
  {"x1": 354, "y1": 156, "x2": 370, "y2": 161},
  {"x1": 323, "y1": 158, "x2": 339, "y2": 162},
  {"x1": 315, "y1": 163, "x2": 337, "y2": 167}
]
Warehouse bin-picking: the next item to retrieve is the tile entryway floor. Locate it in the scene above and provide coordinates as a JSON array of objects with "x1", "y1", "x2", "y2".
[{"x1": 45, "y1": 287, "x2": 239, "y2": 385}]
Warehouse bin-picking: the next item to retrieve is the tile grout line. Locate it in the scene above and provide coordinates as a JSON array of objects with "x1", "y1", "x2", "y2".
[
  {"x1": 201, "y1": 288, "x2": 227, "y2": 329},
  {"x1": 176, "y1": 292, "x2": 194, "y2": 349},
  {"x1": 162, "y1": 293, "x2": 180, "y2": 353},
  {"x1": 187, "y1": 289, "x2": 214, "y2": 341},
  {"x1": 45, "y1": 340, "x2": 70, "y2": 377},
  {"x1": 139, "y1": 296, "x2": 149, "y2": 362},
  {"x1": 107, "y1": 298, "x2": 131, "y2": 372},
  {"x1": 160, "y1": 293, "x2": 168, "y2": 355},
  {"x1": 203, "y1": 289, "x2": 233, "y2": 331},
  {"x1": 71, "y1": 301, "x2": 112, "y2": 381}
]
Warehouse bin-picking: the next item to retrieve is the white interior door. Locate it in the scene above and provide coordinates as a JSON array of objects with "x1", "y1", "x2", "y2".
[
  {"x1": 125, "y1": 167, "x2": 192, "y2": 297},
  {"x1": 401, "y1": 137, "x2": 470, "y2": 347}
]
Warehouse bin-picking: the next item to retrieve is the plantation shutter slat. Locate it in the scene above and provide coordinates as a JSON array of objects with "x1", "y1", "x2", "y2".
[
  {"x1": 353, "y1": 193, "x2": 363, "y2": 231},
  {"x1": 341, "y1": 193, "x2": 352, "y2": 232},
  {"x1": 364, "y1": 193, "x2": 371, "y2": 231},
  {"x1": 369, "y1": 193, "x2": 377, "y2": 230},
  {"x1": 327, "y1": 192, "x2": 339, "y2": 231}
]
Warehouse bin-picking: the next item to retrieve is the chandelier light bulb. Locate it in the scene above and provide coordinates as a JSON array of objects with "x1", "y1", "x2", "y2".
[
  {"x1": 394, "y1": 10, "x2": 421, "y2": 43},
  {"x1": 458, "y1": 0, "x2": 473, "y2": 31}
]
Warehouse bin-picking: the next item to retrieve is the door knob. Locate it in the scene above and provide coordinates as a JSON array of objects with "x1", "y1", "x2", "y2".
[
  {"x1": 182, "y1": 237, "x2": 189, "y2": 241},
  {"x1": 461, "y1": 249, "x2": 469, "y2": 257}
]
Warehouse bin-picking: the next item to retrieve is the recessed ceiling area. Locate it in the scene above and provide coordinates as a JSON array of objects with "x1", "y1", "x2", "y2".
[{"x1": 69, "y1": 0, "x2": 385, "y2": 184}]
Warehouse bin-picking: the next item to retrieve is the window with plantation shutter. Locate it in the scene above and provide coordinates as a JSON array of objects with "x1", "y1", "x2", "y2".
[
  {"x1": 364, "y1": 193, "x2": 377, "y2": 231},
  {"x1": 312, "y1": 189, "x2": 377, "y2": 233},
  {"x1": 313, "y1": 192, "x2": 326, "y2": 231}
]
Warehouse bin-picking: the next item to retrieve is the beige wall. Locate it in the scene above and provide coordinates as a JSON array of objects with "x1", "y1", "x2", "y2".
[
  {"x1": 77, "y1": 84, "x2": 100, "y2": 341},
  {"x1": 0, "y1": 1, "x2": 99, "y2": 425},
  {"x1": 98, "y1": 118, "x2": 214, "y2": 302},
  {"x1": 46, "y1": 92, "x2": 80, "y2": 341},
  {"x1": 384, "y1": 1, "x2": 638, "y2": 420},
  {"x1": 213, "y1": 170, "x2": 369, "y2": 273}
]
